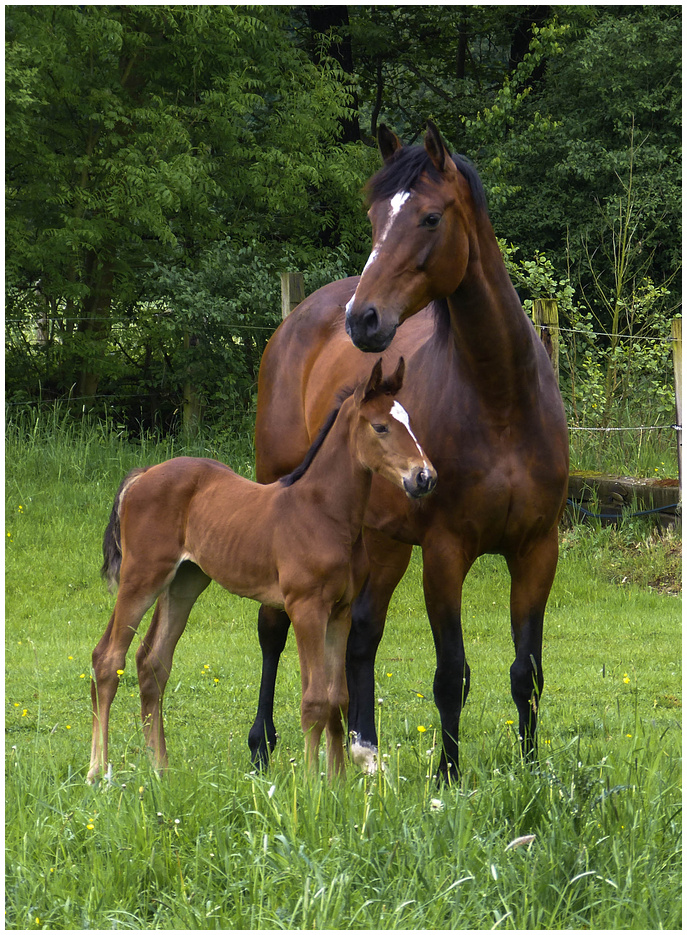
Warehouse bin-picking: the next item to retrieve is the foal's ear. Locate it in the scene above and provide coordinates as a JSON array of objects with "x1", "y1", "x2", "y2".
[
  {"x1": 378, "y1": 124, "x2": 403, "y2": 163},
  {"x1": 357, "y1": 357, "x2": 384, "y2": 404},
  {"x1": 387, "y1": 356, "x2": 405, "y2": 395},
  {"x1": 424, "y1": 120, "x2": 452, "y2": 174}
]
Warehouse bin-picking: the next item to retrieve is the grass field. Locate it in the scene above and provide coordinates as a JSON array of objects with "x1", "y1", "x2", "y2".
[{"x1": 5, "y1": 413, "x2": 682, "y2": 929}]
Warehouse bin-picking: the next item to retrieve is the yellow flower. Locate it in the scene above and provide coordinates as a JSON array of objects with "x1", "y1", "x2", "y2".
[
  {"x1": 116, "y1": 669, "x2": 124, "y2": 677},
  {"x1": 623, "y1": 673, "x2": 630, "y2": 684},
  {"x1": 213, "y1": 678, "x2": 219, "y2": 684},
  {"x1": 87, "y1": 823, "x2": 94, "y2": 830},
  {"x1": 18, "y1": 505, "x2": 23, "y2": 513},
  {"x1": 386, "y1": 672, "x2": 392, "y2": 677},
  {"x1": 68, "y1": 656, "x2": 73, "y2": 661},
  {"x1": 79, "y1": 673, "x2": 86, "y2": 679},
  {"x1": 66, "y1": 725, "x2": 71, "y2": 730},
  {"x1": 22, "y1": 709, "x2": 28, "y2": 717},
  {"x1": 505, "y1": 719, "x2": 514, "y2": 726},
  {"x1": 417, "y1": 725, "x2": 427, "y2": 733}
]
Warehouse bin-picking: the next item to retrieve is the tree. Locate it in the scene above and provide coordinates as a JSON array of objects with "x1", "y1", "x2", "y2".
[{"x1": 6, "y1": 5, "x2": 366, "y2": 415}]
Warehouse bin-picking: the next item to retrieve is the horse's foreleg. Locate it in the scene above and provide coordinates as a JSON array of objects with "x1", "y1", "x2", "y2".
[
  {"x1": 248, "y1": 605, "x2": 291, "y2": 769},
  {"x1": 421, "y1": 537, "x2": 472, "y2": 783},
  {"x1": 136, "y1": 562, "x2": 210, "y2": 773},
  {"x1": 88, "y1": 587, "x2": 155, "y2": 783},
  {"x1": 347, "y1": 532, "x2": 412, "y2": 771},
  {"x1": 506, "y1": 528, "x2": 559, "y2": 761}
]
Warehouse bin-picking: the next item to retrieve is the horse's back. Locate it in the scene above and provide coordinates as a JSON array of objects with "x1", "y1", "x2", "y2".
[{"x1": 255, "y1": 277, "x2": 437, "y2": 483}]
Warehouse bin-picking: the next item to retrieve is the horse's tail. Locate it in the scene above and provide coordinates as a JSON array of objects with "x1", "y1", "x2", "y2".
[{"x1": 101, "y1": 467, "x2": 148, "y2": 592}]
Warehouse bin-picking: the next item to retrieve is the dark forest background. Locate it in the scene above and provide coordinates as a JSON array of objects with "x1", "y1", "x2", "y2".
[{"x1": 5, "y1": 5, "x2": 681, "y2": 434}]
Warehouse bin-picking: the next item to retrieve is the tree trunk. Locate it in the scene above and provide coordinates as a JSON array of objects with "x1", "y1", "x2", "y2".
[
  {"x1": 305, "y1": 5, "x2": 360, "y2": 143},
  {"x1": 76, "y1": 255, "x2": 114, "y2": 403}
]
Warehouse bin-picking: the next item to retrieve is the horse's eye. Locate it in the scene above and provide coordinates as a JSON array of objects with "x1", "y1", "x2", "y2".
[
  {"x1": 372, "y1": 423, "x2": 389, "y2": 435},
  {"x1": 422, "y1": 213, "x2": 442, "y2": 229}
]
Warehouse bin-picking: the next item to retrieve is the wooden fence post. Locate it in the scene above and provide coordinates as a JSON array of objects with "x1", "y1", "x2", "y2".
[
  {"x1": 182, "y1": 330, "x2": 202, "y2": 436},
  {"x1": 532, "y1": 298, "x2": 559, "y2": 384},
  {"x1": 280, "y1": 272, "x2": 305, "y2": 319},
  {"x1": 671, "y1": 316, "x2": 682, "y2": 497}
]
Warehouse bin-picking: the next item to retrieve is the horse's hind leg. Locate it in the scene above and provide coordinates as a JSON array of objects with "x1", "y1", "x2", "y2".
[
  {"x1": 507, "y1": 528, "x2": 559, "y2": 760},
  {"x1": 136, "y1": 561, "x2": 210, "y2": 773},
  {"x1": 248, "y1": 606, "x2": 291, "y2": 768},
  {"x1": 88, "y1": 584, "x2": 158, "y2": 783},
  {"x1": 347, "y1": 532, "x2": 412, "y2": 772}
]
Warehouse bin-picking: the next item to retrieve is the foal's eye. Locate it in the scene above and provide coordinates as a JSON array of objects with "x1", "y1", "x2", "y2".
[
  {"x1": 372, "y1": 423, "x2": 389, "y2": 435},
  {"x1": 422, "y1": 213, "x2": 442, "y2": 229}
]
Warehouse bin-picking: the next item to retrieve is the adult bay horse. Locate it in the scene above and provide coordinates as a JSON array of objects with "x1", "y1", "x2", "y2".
[
  {"x1": 250, "y1": 122, "x2": 569, "y2": 780},
  {"x1": 88, "y1": 358, "x2": 436, "y2": 783}
]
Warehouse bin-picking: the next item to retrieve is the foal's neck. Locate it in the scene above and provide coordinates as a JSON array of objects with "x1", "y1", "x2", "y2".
[{"x1": 286, "y1": 401, "x2": 370, "y2": 535}]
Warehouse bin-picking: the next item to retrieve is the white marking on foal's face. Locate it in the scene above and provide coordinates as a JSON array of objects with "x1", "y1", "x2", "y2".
[{"x1": 390, "y1": 400, "x2": 427, "y2": 461}]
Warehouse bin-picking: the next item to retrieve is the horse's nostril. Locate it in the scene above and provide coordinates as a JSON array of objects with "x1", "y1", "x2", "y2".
[{"x1": 362, "y1": 306, "x2": 379, "y2": 337}]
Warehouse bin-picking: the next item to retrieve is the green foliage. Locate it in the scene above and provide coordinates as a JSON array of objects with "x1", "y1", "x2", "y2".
[
  {"x1": 5, "y1": 5, "x2": 680, "y2": 438},
  {"x1": 5, "y1": 5, "x2": 369, "y2": 411}
]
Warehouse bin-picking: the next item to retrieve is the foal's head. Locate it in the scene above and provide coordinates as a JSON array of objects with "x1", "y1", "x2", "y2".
[
  {"x1": 354, "y1": 358, "x2": 436, "y2": 499},
  {"x1": 346, "y1": 121, "x2": 486, "y2": 352}
]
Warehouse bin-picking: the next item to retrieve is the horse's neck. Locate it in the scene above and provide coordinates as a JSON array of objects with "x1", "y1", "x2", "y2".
[
  {"x1": 448, "y1": 216, "x2": 537, "y2": 401},
  {"x1": 287, "y1": 403, "x2": 370, "y2": 536}
]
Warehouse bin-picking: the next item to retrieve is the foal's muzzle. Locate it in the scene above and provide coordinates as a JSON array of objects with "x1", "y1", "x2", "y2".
[{"x1": 404, "y1": 467, "x2": 437, "y2": 499}]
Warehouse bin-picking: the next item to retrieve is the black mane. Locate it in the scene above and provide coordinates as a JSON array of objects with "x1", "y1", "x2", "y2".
[
  {"x1": 279, "y1": 387, "x2": 355, "y2": 487},
  {"x1": 366, "y1": 146, "x2": 487, "y2": 214}
]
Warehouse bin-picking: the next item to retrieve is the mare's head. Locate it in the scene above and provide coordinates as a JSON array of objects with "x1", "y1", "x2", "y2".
[
  {"x1": 354, "y1": 357, "x2": 436, "y2": 498},
  {"x1": 346, "y1": 121, "x2": 486, "y2": 352}
]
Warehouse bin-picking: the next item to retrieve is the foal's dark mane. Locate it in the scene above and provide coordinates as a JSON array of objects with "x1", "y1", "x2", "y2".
[
  {"x1": 365, "y1": 146, "x2": 487, "y2": 214},
  {"x1": 279, "y1": 376, "x2": 400, "y2": 487}
]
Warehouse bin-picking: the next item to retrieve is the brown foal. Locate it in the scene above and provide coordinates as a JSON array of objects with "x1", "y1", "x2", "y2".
[{"x1": 87, "y1": 358, "x2": 435, "y2": 783}]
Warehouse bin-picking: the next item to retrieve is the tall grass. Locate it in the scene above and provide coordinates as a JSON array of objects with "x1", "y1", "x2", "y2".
[{"x1": 5, "y1": 410, "x2": 682, "y2": 929}]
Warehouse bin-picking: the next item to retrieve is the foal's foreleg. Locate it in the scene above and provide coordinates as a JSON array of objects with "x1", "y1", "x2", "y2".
[
  {"x1": 287, "y1": 596, "x2": 332, "y2": 772},
  {"x1": 136, "y1": 562, "x2": 210, "y2": 773},
  {"x1": 323, "y1": 603, "x2": 352, "y2": 778},
  {"x1": 507, "y1": 529, "x2": 558, "y2": 761}
]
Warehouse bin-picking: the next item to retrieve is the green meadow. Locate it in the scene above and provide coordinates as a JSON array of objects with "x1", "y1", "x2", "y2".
[{"x1": 5, "y1": 413, "x2": 681, "y2": 929}]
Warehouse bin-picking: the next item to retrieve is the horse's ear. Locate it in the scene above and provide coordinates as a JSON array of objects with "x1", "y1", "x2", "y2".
[
  {"x1": 424, "y1": 120, "x2": 451, "y2": 174},
  {"x1": 387, "y1": 356, "x2": 405, "y2": 395},
  {"x1": 357, "y1": 357, "x2": 384, "y2": 404},
  {"x1": 378, "y1": 124, "x2": 403, "y2": 163}
]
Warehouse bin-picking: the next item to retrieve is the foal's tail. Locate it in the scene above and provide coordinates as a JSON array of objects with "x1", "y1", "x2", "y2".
[{"x1": 101, "y1": 467, "x2": 148, "y2": 592}]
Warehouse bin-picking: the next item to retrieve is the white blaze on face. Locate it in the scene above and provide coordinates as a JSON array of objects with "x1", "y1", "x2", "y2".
[
  {"x1": 390, "y1": 400, "x2": 428, "y2": 463},
  {"x1": 349, "y1": 191, "x2": 412, "y2": 306}
]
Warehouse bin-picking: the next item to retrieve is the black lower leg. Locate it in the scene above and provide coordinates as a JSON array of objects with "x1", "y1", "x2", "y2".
[{"x1": 248, "y1": 607, "x2": 290, "y2": 768}]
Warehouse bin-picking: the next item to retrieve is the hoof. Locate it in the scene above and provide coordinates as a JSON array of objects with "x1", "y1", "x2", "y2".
[{"x1": 349, "y1": 733, "x2": 379, "y2": 775}]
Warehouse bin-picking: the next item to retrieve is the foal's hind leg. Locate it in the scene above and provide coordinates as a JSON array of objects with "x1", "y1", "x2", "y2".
[
  {"x1": 88, "y1": 583, "x2": 160, "y2": 783},
  {"x1": 136, "y1": 561, "x2": 210, "y2": 773},
  {"x1": 506, "y1": 528, "x2": 559, "y2": 760},
  {"x1": 248, "y1": 606, "x2": 291, "y2": 768}
]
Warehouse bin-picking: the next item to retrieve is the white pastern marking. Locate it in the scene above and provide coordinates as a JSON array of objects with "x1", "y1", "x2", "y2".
[{"x1": 349, "y1": 739, "x2": 379, "y2": 775}]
